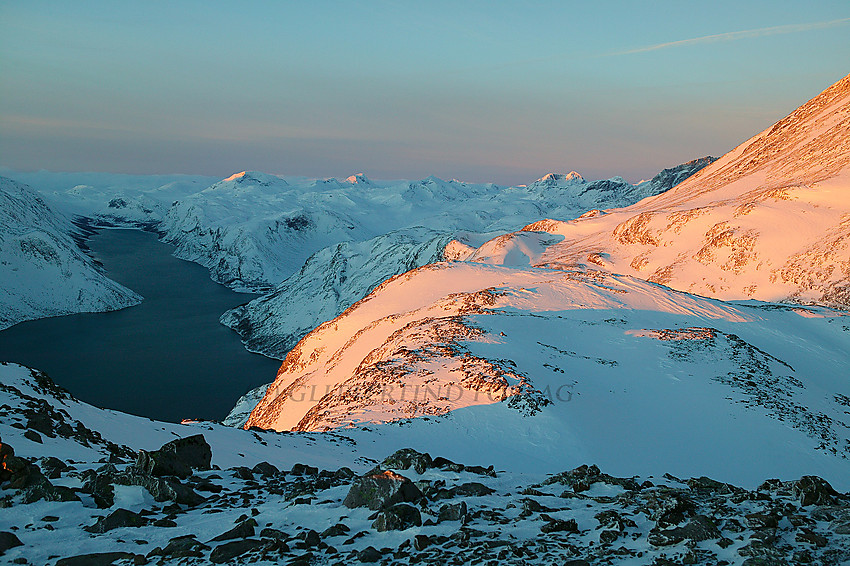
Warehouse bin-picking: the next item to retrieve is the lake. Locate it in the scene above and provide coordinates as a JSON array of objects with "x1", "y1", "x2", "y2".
[{"x1": 0, "y1": 229, "x2": 281, "y2": 423}]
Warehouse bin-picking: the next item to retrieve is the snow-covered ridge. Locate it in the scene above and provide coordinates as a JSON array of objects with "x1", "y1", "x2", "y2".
[
  {"x1": 472, "y1": 73, "x2": 850, "y2": 308},
  {"x1": 217, "y1": 158, "x2": 714, "y2": 359},
  {"x1": 244, "y1": 259, "x2": 850, "y2": 486},
  {"x1": 0, "y1": 177, "x2": 141, "y2": 330}
]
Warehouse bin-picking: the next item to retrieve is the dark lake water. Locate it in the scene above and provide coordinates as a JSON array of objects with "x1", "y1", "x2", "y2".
[{"x1": 0, "y1": 229, "x2": 281, "y2": 423}]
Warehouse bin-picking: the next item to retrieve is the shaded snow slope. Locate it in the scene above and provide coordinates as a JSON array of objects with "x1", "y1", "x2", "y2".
[
  {"x1": 245, "y1": 261, "x2": 850, "y2": 487},
  {"x1": 0, "y1": 177, "x2": 141, "y2": 330},
  {"x1": 472, "y1": 73, "x2": 850, "y2": 308},
  {"x1": 2, "y1": 170, "x2": 218, "y2": 228},
  {"x1": 220, "y1": 159, "x2": 714, "y2": 359}
]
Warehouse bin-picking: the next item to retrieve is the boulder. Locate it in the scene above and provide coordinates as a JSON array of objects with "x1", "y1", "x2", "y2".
[
  {"x1": 133, "y1": 434, "x2": 212, "y2": 479},
  {"x1": 148, "y1": 535, "x2": 209, "y2": 559},
  {"x1": 84, "y1": 508, "x2": 148, "y2": 533},
  {"x1": 438, "y1": 501, "x2": 468, "y2": 523},
  {"x1": 358, "y1": 546, "x2": 383, "y2": 562},
  {"x1": 381, "y1": 448, "x2": 433, "y2": 474},
  {"x1": 343, "y1": 470, "x2": 423, "y2": 510},
  {"x1": 792, "y1": 476, "x2": 840, "y2": 507},
  {"x1": 210, "y1": 539, "x2": 265, "y2": 563},
  {"x1": 0, "y1": 531, "x2": 23, "y2": 556},
  {"x1": 648, "y1": 515, "x2": 720, "y2": 546},
  {"x1": 373, "y1": 503, "x2": 422, "y2": 532},
  {"x1": 209, "y1": 518, "x2": 257, "y2": 542}
]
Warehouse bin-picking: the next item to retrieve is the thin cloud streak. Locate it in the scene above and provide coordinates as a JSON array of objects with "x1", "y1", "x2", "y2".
[{"x1": 612, "y1": 17, "x2": 850, "y2": 56}]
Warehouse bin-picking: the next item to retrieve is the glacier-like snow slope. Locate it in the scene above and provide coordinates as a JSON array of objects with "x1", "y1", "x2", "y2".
[
  {"x1": 0, "y1": 177, "x2": 141, "y2": 330},
  {"x1": 218, "y1": 160, "x2": 714, "y2": 360},
  {"x1": 244, "y1": 261, "x2": 850, "y2": 488},
  {"x1": 470, "y1": 72, "x2": 850, "y2": 309}
]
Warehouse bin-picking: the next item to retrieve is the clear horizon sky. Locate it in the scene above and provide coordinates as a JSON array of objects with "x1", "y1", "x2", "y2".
[{"x1": 1, "y1": 1, "x2": 848, "y2": 186}]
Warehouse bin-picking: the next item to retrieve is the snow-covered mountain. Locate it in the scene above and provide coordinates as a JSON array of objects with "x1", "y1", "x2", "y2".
[
  {"x1": 161, "y1": 163, "x2": 714, "y2": 293},
  {"x1": 469, "y1": 73, "x2": 850, "y2": 308},
  {"x1": 2, "y1": 170, "x2": 218, "y2": 228},
  {"x1": 0, "y1": 177, "x2": 141, "y2": 330},
  {"x1": 243, "y1": 75, "x2": 850, "y2": 492},
  {"x1": 219, "y1": 159, "x2": 714, "y2": 359}
]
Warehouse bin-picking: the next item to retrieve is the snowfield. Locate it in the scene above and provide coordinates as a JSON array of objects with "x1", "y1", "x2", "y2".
[{"x1": 0, "y1": 177, "x2": 141, "y2": 330}]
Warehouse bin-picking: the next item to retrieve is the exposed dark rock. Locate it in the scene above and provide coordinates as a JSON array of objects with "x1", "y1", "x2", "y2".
[
  {"x1": 148, "y1": 535, "x2": 209, "y2": 559},
  {"x1": 320, "y1": 523, "x2": 350, "y2": 538},
  {"x1": 84, "y1": 508, "x2": 148, "y2": 533},
  {"x1": 372, "y1": 503, "x2": 422, "y2": 531},
  {"x1": 413, "y1": 534, "x2": 431, "y2": 551},
  {"x1": 649, "y1": 514, "x2": 721, "y2": 546},
  {"x1": 541, "y1": 464, "x2": 641, "y2": 492},
  {"x1": 301, "y1": 529, "x2": 321, "y2": 547},
  {"x1": 639, "y1": 488, "x2": 695, "y2": 526},
  {"x1": 209, "y1": 539, "x2": 265, "y2": 563},
  {"x1": 132, "y1": 434, "x2": 212, "y2": 479},
  {"x1": 290, "y1": 463, "x2": 319, "y2": 476},
  {"x1": 796, "y1": 528, "x2": 828, "y2": 547},
  {"x1": 438, "y1": 501, "x2": 468, "y2": 523},
  {"x1": 209, "y1": 518, "x2": 257, "y2": 542},
  {"x1": 792, "y1": 476, "x2": 840, "y2": 507},
  {"x1": 381, "y1": 448, "x2": 433, "y2": 474},
  {"x1": 343, "y1": 470, "x2": 423, "y2": 510},
  {"x1": 357, "y1": 546, "x2": 383, "y2": 562},
  {"x1": 540, "y1": 517, "x2": 579, "y2": 534},
  {"x1": 447, "y1": 482, "x2": 495, "y2": 498},
  {"x1": 231, "y1": 466, "x2": 254, "y2": 480},
  {"x1": 0, "y1": 532, "x2": 23, "y2": 556},
  {"x1": 55, "y1": 552, "x2": 138, "y2": 566},
  {"x1": 22, "y1": 430, "x2": 42, "y2": 444},
  {"x1": 39, "y1": 456, "x2": 69, "y2": 479},
  {"x1": 251, "y1": 461, "x2": 280, "y2": 477}
]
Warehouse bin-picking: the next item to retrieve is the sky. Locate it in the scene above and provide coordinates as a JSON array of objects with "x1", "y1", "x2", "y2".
[{"x1": 1, "y1": 1, "x2": 848, "y2": 186}]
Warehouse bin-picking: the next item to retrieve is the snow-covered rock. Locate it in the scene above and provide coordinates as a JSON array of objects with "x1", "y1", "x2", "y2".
[
  {"x1": 4, "y1": 361, "x2": 849, "y2": 565},
  {"x1": 0, "y1": 177, "x2": 141, "y2": 330}
]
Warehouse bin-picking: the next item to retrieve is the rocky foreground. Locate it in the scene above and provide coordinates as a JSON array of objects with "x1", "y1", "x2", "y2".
[{"x1": 2, "y1": 431, "x2": 849, "y2": 566}]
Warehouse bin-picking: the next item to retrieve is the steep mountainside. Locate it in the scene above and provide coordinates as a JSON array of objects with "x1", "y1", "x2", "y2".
[
  {"x1": 470, "y1": 73, "x2": 850, "y2": 307},
  {"x1": 0, "y1": 177, "x2": 141, "y2": 330},
  {"x1": 244, "y1": 75, "x2": 850, "y2": 491},
  {"x1": 219, "y1": 158, "x2": 714, "y2": 359}
]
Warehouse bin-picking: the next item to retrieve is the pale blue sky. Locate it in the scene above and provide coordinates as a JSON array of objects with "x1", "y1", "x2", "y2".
[{"x1": 1, "y1": 1, "x2": 848, "y2": 185}]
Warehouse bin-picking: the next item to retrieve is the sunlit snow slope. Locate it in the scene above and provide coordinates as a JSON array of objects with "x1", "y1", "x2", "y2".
[
  {"x1": 245, "y1": 74, "x2": 850, "y2": 488},
  {"x1": 0, "y1": 177, "x2": 141, "y2": 330},
  {"x1": 475, "y1": 73, "x2": 850, "y2": 307}
]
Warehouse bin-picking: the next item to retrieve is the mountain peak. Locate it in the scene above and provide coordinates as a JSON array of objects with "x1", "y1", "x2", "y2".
[
  {"x1": 536, "y1": 171, "x2": 584, "y2": 184},
  {"x1": 346, "y1": 173, "x2": 371, "y2": 185}
]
